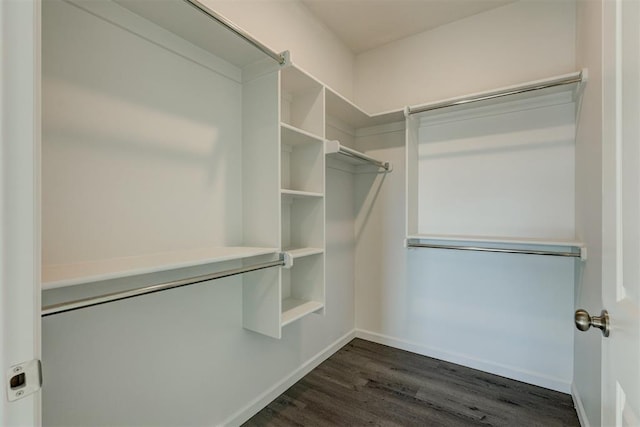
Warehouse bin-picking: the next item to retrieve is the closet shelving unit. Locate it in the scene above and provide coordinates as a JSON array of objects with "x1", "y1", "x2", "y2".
[
  {"x1": 405, "y1": 70, "x2": 587, "y2": 259},
  {"x1": 277, "y1": 66, "x2": 327, "y2": 332},
  {"x1": 246, "y1": 61, "x2": 404, "y2": 336},
  {"x1": 41, "y1": 0, "x2": 399, "y2": 337}
]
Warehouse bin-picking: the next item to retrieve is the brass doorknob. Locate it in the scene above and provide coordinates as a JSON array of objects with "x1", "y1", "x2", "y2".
[{"x1": 575, "y1": 309, "x2": 610, "y2": 337}]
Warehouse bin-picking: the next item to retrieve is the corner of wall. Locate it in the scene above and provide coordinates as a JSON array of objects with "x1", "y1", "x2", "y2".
[{"x1": 204, "y1": 0, "x2": 356, "y2": 100}]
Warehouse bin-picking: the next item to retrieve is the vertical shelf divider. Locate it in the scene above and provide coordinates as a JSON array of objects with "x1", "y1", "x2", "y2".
[{"x1": 241, "y1": 67, "x2": 282, "y2": 339}]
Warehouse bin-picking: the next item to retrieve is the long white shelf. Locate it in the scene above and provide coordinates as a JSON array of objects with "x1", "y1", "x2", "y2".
[
  {"x1": 406, "y1": 70, "x2": 585, "y2": 117},
  {"x1": 281, "y1": 298, "x2": 324, "y2": 326},
  {"x1": 408, "y1": 234, "x2": 583, "y2": 247},
  {"x1": 112, "y1": 0, "x2": 282, "y2": 68},
  {"x1": 325, "y1": 140, "x2": 392, "y2": 172},
  {"x1": 407, "y1": 234, "x2": 586, "y2": 259},
  {"x1": 42, "y1": 246, "x2": 279, "y2": 289},
  {"x1": 325, "y1": 87, "x2": 404, "y2": 129}
]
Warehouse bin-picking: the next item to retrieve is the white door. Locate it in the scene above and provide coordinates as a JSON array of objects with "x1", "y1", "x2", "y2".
[
  {"x1": 0, "y1": 0, "x2": 41, "y2": 424},
  {"x1": 601, "y1": 0, "x2": 640, "y2": 425}
]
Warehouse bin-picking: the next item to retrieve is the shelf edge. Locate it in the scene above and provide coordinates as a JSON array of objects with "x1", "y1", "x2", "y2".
[{"x1": 42, "y1": 247, "x2": 280, "y2": 290}]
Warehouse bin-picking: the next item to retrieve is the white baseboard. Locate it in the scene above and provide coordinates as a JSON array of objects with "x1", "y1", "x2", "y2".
[
  {"x1": 355, "y1": 329, "x2": 571, "y2": 393},
  {"x1": 572, "y1": 382, "x2": 591, "y2": 427},
  {"x1": 221, "y1": 329, "x2": 357, "y2": 426}
]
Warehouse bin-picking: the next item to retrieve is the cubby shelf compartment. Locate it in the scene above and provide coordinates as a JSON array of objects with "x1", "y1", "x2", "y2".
[
  {"x1": 280, "y1": 253, "x2": 324, "y2": 326},
  {"x1": 281, "y1": 124, "x2": 324, "y2": 194},
  {"x1": 281, "y1": 299, "x2": 324, "y2": 326},
  {"x1": 325, "y1": 140, "x2": 392, "y2": 172},
  {"x1": 280, "y1": 66, "x2": 324, "y2": 137},
  {"x1": 42, "y1": 246, "x2": 279, "y2": 289}
]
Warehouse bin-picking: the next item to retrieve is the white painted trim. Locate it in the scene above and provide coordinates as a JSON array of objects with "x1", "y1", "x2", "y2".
[
  {"x1": 355, "y1": 329, "x2": 571, "y2": 393},
  {"x1": 572, "y1": 382, "x2": 591, "y2": 427},
  {"x1": 1, "y1": 0, "x2": 42, "y2": 423},
  {"x1": 221, "y1": 329, "x2": 356, "y2": 427}
]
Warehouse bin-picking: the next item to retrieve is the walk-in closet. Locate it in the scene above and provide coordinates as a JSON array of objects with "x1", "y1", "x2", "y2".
[{"x1": 2, "y1": 0, "x2": 638, "y2": 426}]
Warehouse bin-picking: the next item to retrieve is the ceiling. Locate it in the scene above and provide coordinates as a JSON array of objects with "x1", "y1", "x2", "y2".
[{"x1": 301, "y1": 0, "x2": 516, "y2": 54}]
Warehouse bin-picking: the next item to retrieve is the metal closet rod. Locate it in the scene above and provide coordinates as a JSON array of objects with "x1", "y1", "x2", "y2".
[
  {"x1": 338, "y1": 145, "x2": 391, "y2": 171},
  {"x1": 407, "y1": 72, "x2": 583, "y2": 115},
  {"x1": 407, "y1": 242, "x2": 581, "y2": 258},
  {"x1": 42, "y1": 258, "x2": 285, "y2": 317},
  {"x1": 184, "y1": 0, "x2": 286, "y2": 65}
]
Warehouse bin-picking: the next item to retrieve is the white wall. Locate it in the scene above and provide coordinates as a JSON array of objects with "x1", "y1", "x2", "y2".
[
  {"x1": 352, "y1": 0, "x2": 578, "y2": 393},
  {"x1": 42, "y1": 0, "x2": 244, "y2": 265},
  {"x1": 354, "y1": 0, "x2": 576, "y2": 113},
  {"x1": 205, "y1": 0, "x2": 355, "y2": 99},
  {"x1": 354, "y1": 125, "x2": 575, "y2": 392},
  {"x1": 573, "y1": 0, "x2": 603, "y2": 425}
]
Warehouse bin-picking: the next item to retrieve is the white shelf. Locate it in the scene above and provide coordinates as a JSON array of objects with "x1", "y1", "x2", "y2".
[
  {"x1": 281, "y1": 189, "x2": 324, "y2": 198},
  {"x1": 281, "y1": 298, "x2": 324, "y2": 326},
  {"x1": 325, "y1": 140, "x2": 391, "y2": 171},
  {"x1": 407, "y1": 234, "x2": 584, "y2": 248},
  {"x1": 407, "y1": 234, "x2": 585, "y2": 259},
  {"x1": 42, "y1": 246, "x2": 279, "y2": 289},
  {"x1": 284, "y1": 247, "x2": 324, "y2": 259},
  {"x1": 407, "y1": 70, "x2": 585, "y2": 118},
  {"x1": 112, "y1": 0, "x2": 274, "y2": 69},
  {"x1": 281, "y1": 123, "x2": 323, "y2": 145},
  {"x1": 325, "y1": 87, "x2": 404, "y2": 129}
]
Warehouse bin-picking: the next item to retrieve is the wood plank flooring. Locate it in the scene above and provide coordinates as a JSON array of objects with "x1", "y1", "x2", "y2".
[{"x1": 243, "y1": 339, "x2": 580, "y2": 426}]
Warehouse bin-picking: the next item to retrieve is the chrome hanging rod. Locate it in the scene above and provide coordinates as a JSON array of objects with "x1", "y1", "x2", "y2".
[
  {"x1": 338, "y1": 145, "x2": 391, "y2": 171},
  {"x1": 406, "y1": 71, "x2": 583, "y2": 116},
  {"x1": 183, "y1": 0, "x2": 286, "y2": 65},
  {"x1": 407, "y1": 242, "x2": 581, "y2": 258},
  {"x1": 42, "y1": 258, "x2": 284, "y2": 317}
]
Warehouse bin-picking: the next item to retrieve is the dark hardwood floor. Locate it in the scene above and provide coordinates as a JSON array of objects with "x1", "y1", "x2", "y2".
[{"x1": 243, "y1": 339, "x2": 580, "y2": 426}]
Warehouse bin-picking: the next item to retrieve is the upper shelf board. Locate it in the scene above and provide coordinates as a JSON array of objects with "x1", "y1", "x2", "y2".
[
  {"x1": 112, "y1": 0, "x2": 280, "y2": 68},
  {"x1": 406, "y1": 70, "x2": 586, "y2": 118},
  {"x1": 42, "y1": 246, "x2": 279, "y2": 289},
  {"x1": 325, "y1": 88, "x2": 404, "y2": 129}
]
